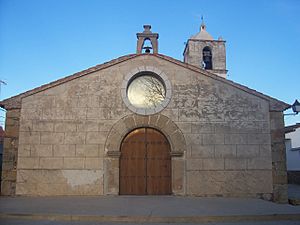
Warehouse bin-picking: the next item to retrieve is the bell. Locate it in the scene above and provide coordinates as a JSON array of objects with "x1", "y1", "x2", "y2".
[{"x1": 143, "y1": 46, "x2": 152, "y2": 53}]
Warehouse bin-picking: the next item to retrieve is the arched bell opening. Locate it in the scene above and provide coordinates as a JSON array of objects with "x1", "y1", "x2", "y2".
[
  {"x1": 202, "y1": 46, "x2": 213, "y2": 70},
  {"x1": 142, "y1": 38, "x2": 153, "y2": 53}
]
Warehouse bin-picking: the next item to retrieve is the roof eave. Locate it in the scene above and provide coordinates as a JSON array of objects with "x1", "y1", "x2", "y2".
[
  {"x1": 0, "y1": 54, "x2": 139, "y2": 110},
  {"x1": 154, "y1": 53, "x2": 289, "y2": 112},
  {"x1": 1, "y1": 53, "x2": 289, "y2": 112}
]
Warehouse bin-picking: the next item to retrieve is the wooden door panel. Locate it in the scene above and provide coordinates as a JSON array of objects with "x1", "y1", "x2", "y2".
[
  {"x1": 147, "y1": 177, "x2": 171, "y2": 195},
  {"x1": 120, "y1": 128, "x2": 171, "y2": 195},
  {"x1": 146, "y1": 128, "x2": 171, "y2": 195},
  {"x1": 120, "y1": 128, "x2": 146, "y2": 195}
]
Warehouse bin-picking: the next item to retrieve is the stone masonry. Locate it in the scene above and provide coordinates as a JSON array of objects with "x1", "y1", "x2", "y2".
[
  {"x1": 183, "y1": 39, "x2": 226, "y2": 78},
  {"x1": 1, "y1": 109, "x2": 20, "y2": 195},
  {"x1": 270, "y1": 111, "x2": 288, "y2": 203},
  {"x1": 0, "y1": 53, "x2": 289, "y2": 202}
]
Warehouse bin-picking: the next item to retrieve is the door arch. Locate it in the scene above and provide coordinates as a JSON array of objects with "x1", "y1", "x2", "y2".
[{"x1": 119, "y1": 127, "x2": 171, "y2": 195}]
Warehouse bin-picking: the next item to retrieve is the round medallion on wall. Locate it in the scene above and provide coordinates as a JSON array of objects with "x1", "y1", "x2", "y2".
[{"x1": 121, "y1": 67, "x2": 172, "y2": 115}]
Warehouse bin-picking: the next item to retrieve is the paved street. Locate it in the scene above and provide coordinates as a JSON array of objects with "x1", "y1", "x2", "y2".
[
  {"x1": 0, "y1": 195, "x2": 300, "y2": 224},
  {"x1": 1, "y1": 196, "x2": 300, "y2": 217},
  {"x1": 1, "y1": 219, "x2": 300, "y2": 225}
]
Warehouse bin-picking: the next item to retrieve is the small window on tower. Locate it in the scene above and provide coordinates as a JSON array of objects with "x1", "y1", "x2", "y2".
[{"x1": 202, "y1": 46, "x2": 212, "y2": 70}]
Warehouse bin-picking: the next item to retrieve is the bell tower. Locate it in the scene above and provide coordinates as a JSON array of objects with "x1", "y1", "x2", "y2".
[
  {"x1": 136, "y1": 25, "x2": 159, "y2": 54},
  {"x1": 183, "y1": 21, "x2": 227, "y2": 78}
]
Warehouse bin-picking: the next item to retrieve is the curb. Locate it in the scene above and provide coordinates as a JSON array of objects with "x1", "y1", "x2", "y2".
[{"x1": 1, "y1": 213, "x2": 300, "y2": 223}]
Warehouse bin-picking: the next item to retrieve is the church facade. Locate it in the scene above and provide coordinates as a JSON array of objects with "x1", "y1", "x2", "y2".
[{"x1": 1, "y1": 24, "x2": 289, "y2": 202}]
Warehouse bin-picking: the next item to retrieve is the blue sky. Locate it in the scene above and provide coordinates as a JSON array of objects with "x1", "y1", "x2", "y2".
[{"x1": 0, "y1": 0, "x2": 299, "y2": 125}]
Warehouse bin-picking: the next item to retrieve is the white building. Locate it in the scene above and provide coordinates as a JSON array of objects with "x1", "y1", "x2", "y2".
[{"x1": 285, "y1": 124, "x2": 300, "y2": 171}]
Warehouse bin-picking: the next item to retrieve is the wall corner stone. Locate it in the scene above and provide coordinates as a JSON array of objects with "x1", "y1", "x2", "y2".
[
  {"x1": 1, "y1": 108, "x2": 21, "y2": 196},
  {"x1": 270, "y1": 111, "x2": 288, "y2": 203}
]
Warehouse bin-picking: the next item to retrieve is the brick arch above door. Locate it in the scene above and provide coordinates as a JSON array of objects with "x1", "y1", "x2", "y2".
[{"x1": 104, "y1": 114, "x2": 186, "y2": 195}]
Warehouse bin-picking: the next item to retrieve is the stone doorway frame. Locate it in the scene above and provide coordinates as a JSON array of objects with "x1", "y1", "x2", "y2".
[{"x1": 104, "y1": 114, "x2": 186, "y2": 195}]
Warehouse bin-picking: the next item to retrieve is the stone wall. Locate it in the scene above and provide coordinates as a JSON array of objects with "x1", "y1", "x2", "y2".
[
  {"x1": 184, "y1": 40, "x2": 226, "y2": 78},
  {"x1": 270, "y1": 112, "x2": 288, "y2": 203},
  {"x1": 1, "y1": 109, "x2": 20, "y2": 195},
  {"x1": 14, "y1": 55, "x2": 276, "y2": 198},
  {"x1": 16, "y1": 57, "x2": 153, "y2": 195},
  {"x1": 170, "y1": 68, "x2": 272, "y2": 199},
  {"x1": 16, "y1": 71, "x2": 122, "y2": 195}
]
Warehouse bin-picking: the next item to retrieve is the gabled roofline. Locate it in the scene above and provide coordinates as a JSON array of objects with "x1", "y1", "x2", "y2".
[
  {"x1": 0, "y1": 53, "x2": 290, "y2": 111},
  {"x1": 0, "y1": 54, "x2": 139, "y2": 110},
  {"x1": 154, "y1": 53, "x2": 290, "y2": 111}
]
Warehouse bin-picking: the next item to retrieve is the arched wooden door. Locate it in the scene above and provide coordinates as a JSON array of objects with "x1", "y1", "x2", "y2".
[{"x1": 120, "y1": 128, "x2": 171, "y2": 195}]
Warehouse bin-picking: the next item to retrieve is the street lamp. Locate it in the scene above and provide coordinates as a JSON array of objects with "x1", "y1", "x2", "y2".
[
  {"x1": 284, "y1": 100, "x2": 300, "y2": 116},
  {"x1": 292, "y1": 100, "x2": 300, "y2": 114}
]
